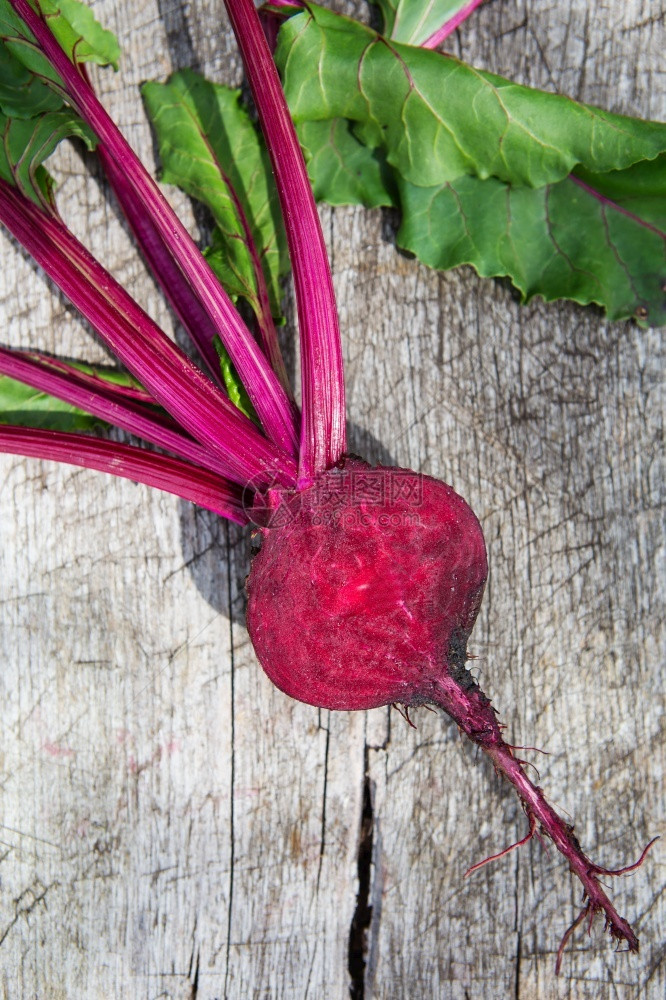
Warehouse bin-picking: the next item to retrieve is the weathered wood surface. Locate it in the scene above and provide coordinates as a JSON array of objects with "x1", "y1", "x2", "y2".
[{"x1": 0, "y1": 1, "x2": 664, "y2": 997}]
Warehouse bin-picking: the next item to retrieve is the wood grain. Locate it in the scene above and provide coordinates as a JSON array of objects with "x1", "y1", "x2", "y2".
[{"x1": 0, "y1": 1, "x2": 664, "y2": 997}]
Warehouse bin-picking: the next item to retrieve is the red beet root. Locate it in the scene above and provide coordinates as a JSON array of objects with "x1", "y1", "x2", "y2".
[
  {"x1": 247, "y1": 457, "x2": 654, "y2": 968},
  {"x1": 247, "y1": 458, "x2": 487, "y2": 710}
]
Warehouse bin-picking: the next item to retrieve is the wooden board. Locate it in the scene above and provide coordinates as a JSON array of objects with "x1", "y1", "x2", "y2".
[{"x1": 0, "y1": 1, "x2": 664, "y2": 997}]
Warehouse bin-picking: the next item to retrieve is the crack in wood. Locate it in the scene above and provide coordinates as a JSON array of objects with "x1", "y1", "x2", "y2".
[
  {"x1": 347, "y1": 746, "x2": 374, "y2": 1000},
  {"x1": 0, "y1": 879, "x2": 58, "y2": 950},
  {"x1": 514, "y1": 929, "x2": 522, "y2": 1000},
  {"x1": 189, "y1": 945, "x2": 200, "y2": 1000},
  {"x1": 316, "y1": 716, "x2": 331, "y2": 892}
]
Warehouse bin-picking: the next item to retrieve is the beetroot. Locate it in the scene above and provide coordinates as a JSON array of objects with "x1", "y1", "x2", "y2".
[
  {"x1": 247, "y1": 459, "x2": 487, "y2": 711},
  {"x1": 248, "y1": 456, "x2": 655, "y2": 969}
]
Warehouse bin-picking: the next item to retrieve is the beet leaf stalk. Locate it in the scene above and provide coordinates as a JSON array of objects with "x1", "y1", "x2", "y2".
[
  {"x1": 94, "y1": 138, "x2": 226, "y2": 387},
  {"x1": 422, "y1": 0, "x2": 486, "y2": 48},
  {"x1": 96, "y1": 119, "x2": 293, "y2": 397},
  {"x1": 9, "y1": 0, "x2": 299, "y2": 457},
  {"x1": 0, "y1": 425, "x2": 247, "y2": 522},
  {"x1": 14, "y1": 354, "x2": 164, "y2": 406},
  {"x1": 224, "y1": 0, "x2": 346, "y2": 484},
  {"x1": 0, "y1": 346, "x2": 235, "y2": 476},
  {"x1": 106, "y1": 72, "x2": 294, "y2": 398},
  {"x1": 0, "y1": 176, "x2": 296, "y2": 489}
]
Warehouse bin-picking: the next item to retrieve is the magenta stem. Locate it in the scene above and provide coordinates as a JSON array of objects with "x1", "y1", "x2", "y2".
[
  {"x1": 422, "y1": 0, "x2": 485, "y2": 48},
  {"x1": 10, "y1": 0, "x2": 298, "y2": 457},
  {"x1": 21, "y1": 352, "x2": 158, "y2": 405},
  {"x1": 225, "y1": 181, "x2": 293, "y2": 396},
  {"x1": 136, "y1": 77, "x2": 293, "y2": 396},
  {"x1": 100, "y1": 127, "x2": 292, "y2": 395},
  {"x1": 261, "y1": 1, "x2": 305, "y2": 9},
  {"x1": 96, "y1": 141, "x2": 225, "y2": 385},
  {"x1": 0, "y1": 425, "x2": 248, "y2": 523},
  {"x1": 0, "y1": 346, "x2": 235, "y2": 476},
  {"x1": 0, "y1": 178, "x2": 297, "y2": 488},
  {"x1": 224, "y1": 0, "x2": 346, "y2": 484}
]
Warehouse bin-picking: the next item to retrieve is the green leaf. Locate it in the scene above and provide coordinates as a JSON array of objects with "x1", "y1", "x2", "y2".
[
  {"x1": 212, "y1": 336, "x2": 259, "y2": 423},
  {"x1": 573, "y1": 156, "x2": 666, "y2": 231},
  {"x1": 40, "y1": 0, "x2": 120, "y2": 68},
  {"x1": 0, "y1": 3, "x2": 61, "y2": 90},
  {"x1": 0, "y1": 0, "x2": 119, "y2": 73},
  {"x1": 298, "y1": 118, "x2": 396, "y2": 207},
  {"x1": 0, "y1": 107, "x2": 95, "y2": 204},
  {"x1": 0, "y1": 40, "x2": 62, "y2": 118},
  {"x1": 396, "y1": 156, "x2": 666, "y2": 325},
  {"x1": 370, "y1": 0, "x2": 473, "y2": 46},
  {"x1": 142, "y1": 69, "x2": 289, "y2": 321},
  {"x1": 203, "y1": 233, "x2": 252, "y2": 306},
  {"x1": 64, "y1": 361, "x2": 148, "y2": 392},
  {"x1": 0, "y1": 362, "x2": 148, "y2": 432},
  {"x1": 0, "y1": 376, "x2": 103, "y2": 431},
  {"x1": 0, "y1": 0, "x2": 116, "y2": 205},
  {"x1": 276, "y1": 5, "x2": 666, "y2": 189}
]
